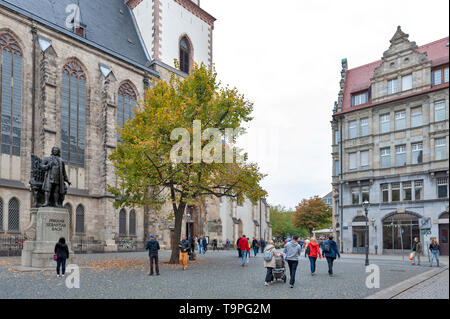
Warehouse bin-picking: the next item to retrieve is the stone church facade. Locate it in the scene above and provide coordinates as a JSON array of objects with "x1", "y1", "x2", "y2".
[{"x1": 0, "y1": 0, "x2": 271, "y2": 252}]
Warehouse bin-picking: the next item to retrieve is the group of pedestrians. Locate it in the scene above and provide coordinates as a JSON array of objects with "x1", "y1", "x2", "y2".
[
  {"x1": 410, "y1": 236, "x2": 441, "y2": 267},
  {"x1": 262, "y1": 235, "x2": 340, "y2": 288}
]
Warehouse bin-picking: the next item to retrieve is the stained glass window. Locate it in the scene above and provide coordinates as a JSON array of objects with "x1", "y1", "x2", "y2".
[
  {"x1": 61, "y1": 60, "x2": 86, "y2": 168},
  {"x1": 0, "y1": 33, "x2": 22, "y2": 156},
  {"x1": 117, "y1": 83, "x2": 137, "y2": 142}
]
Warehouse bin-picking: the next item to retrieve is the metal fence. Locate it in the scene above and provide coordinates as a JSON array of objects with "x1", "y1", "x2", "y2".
[{"x1": 0, "y1": 234, "x2": 25, "y2": 257}]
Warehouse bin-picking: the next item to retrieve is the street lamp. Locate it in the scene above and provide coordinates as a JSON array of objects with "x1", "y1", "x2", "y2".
[
  {"x1": 186, "y1": 212, "x2": 192, "y2": 239},
  {"x1": 362, "y1": 200, "x2": 370, "y2": 266}
]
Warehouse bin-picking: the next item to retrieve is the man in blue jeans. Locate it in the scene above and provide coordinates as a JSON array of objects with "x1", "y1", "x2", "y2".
[{"x1": 283, "y1": 235, "x2": 302, "y2": 288}]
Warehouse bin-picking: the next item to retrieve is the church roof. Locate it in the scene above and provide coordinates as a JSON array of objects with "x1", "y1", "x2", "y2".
[
  {"x1": 0, "y1": 0, "x2": 158, "y2": 76},
  {"x1": 338, "y1": 35, "x2": 449, "y2": 114}
]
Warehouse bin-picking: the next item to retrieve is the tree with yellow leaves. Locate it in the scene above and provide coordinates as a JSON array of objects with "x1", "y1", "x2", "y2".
[{"x1": 108, "y1": 63, "x2": 266, "y2": 264}]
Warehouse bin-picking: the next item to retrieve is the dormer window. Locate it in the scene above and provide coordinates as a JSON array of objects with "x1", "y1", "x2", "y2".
[
  {"x1": 351, "y1": 91, "x2": 369, "y2": 106},
  {"x1": 432, "y1": 65, "x2": 449, "y2": 86}
]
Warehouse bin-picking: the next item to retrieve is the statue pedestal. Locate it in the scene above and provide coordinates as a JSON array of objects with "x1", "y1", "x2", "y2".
[{"x1": 21, "y1": 207, "x2": 74, "y2": 268}]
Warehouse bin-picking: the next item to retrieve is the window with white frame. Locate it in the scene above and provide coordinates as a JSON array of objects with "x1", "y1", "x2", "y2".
[
  {"x1": 388, "y1": 78, "x2": 399, "y2": 94},
  {"x1": 360, "y1": 117, "x2": 369, "y2": 136},
  {"x1": 402, "y1": 74, "x2": 413, "y2": 91},
  {"x1": 435, "y1": 137, "x2": 446, "y2": 160},
  {"x1": 361, "y1": 186, "x2": 370, "y2": 203},
  {"x1": 414, "y1": 180, "x2": 423, "y2": 200},
  {"x1": 445, "y1": 67, "x2": 449, "y2": 83},
  {"x1": 434, "y1": 100, "x2": 446, "y2": 122},
  {"x1": 402, "y1": 181, "x2": 412, "y2": 201},
  {"x1": 335, "y1": 130, "x2": 340, "y2": 144},
  {"x1": 349, "y1": 152, "x2": 357, "y2": 171},
  {"x1": 395, "y1": 145, "x2": 406, "y2": 166},
  {"x1": 381, "y1": 184, "x2": 389, "y2": 202},
  {"x1": 411, "y1": 107, "x2": 422, "y2": 127},
  {"x1": 349, "y1": 120, "x2": 357, "y2": 139},
  {"x1": 395, "y1": 111, "x2": 406, "y2": 130},
  {"x1": 380, "y1": 147, "x2": 391, "y2": 168},
  {"x1": 437, "y1": 177, "x2": 448, "y2": 198},
  {"x1": 432, "y1": 69, "x2": 442, "y2": 86},
  {"x1": 411, "y1": 142, "x2": 423, "y2": 164},
  {"x1": 391, "y1": 182, "x2": 400, "y2": 202},
  {"x1": 351, "y1": 91, "x2": 369, "y2": 106},
  {"x1": 335, "y1": 160, "x2": 340, "y2": 176},
  {"x1": 351, "y1": 188, "x2": 360, "y2": 205},
  {"x1": 360, "y1": 150, "x2": 369, "y2": 170},
  {"x1": 380, "y1": 113, "x2": 390, "y2": 133}
]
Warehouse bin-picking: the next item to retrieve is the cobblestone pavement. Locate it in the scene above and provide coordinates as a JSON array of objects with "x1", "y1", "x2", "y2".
[
  {"x1": 0, "y1": 250, "x2": 440, "y2": 299},
  {"x1": 393, "y1": 268, "x2": 449, "y2": 299}
]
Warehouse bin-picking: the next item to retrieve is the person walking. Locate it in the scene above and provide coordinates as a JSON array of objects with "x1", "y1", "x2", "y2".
[
  {"x1": 307, "y1": 237, "x2": 322, "y2": 275},
  {"x1": 226, "y1": 238, "x2": 230, "y2": 250},
  {"x1": 283, "y1": 235, "x2": 302, "y2": 288},
  {"x1": 179, "y1": 234, "x2": 190, "y2": 270},
  {"x1": 212, "y1": 238, "x2": 218, "y2": 251},
  {"x1": 197, "y1": 236, "x2": 203, "y2": 254},
  {"x1": 429, "y1": 237, "x2": 440, "y2": 267},
  {"x1": 303, "y1": 238, "x2": 311, "y2": 257},
  {"x1": 260, "y1": 238, "x2": 266, "y2": 253},
  {"x1": 263, "y1": 240, "x2": 281, "y2": 286},
  {"x1": 54, "y1": 237, "x2": 69, "y2": 278},
  {"x1": 145, "y1": 235, "x2": 160, "y2": 276},
  {"x1": 252, "y1": 237, "x2": 259, "y2": 257},
  {"x1": 236, "y1": 236, "x2": 242, "y2": 258},
  {"x1": 202, "y1": 236, "x2": 208, "y2": 254},
  {"x1": 322, "y1": 235, "x2": 340, "y2": 276},
  {"x1": 238, "y1": 235, "x2": 250, "y2": 266},
  {"x1": 411, "y1": 237, "x2": 422, "y2": 266}
]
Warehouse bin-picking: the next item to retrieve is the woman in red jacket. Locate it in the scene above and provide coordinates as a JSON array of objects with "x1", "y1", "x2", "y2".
[
  {"x1": 238, "y1": 235, "x2": 250, "y2": 267},
  {"x1": 307, "y1": 237, "x2": 321, "y2": 275}
]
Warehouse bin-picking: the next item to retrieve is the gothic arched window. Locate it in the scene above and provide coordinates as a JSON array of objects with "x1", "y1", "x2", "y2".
[
  {"x1": 8, "y1": 197, "x2": 19, "y2": 232},
  {"x1": 0, "y1": 33, "x2": 23, "y2": 156},
  {"x1": 129, "y1": 210, "x2": 136, "y2": 236},
  {"x1": 75, "y1": 204, "x2": 85, "y2": 234},
  {"x1": 119, "y1": 209, "x2": 127, "y2": 236},
  {"x1": 64, "y1": 203, "x2": 73, "y2": 233},
  {"x1": 179, "y1": 37, "x2": 191, "y2": 74},
  {"x1": 117, "y1": 83, "x2": 136, "y2": 141},
  {"x1": 61, "y1": 60, "x2": 86, "y2": 168}
]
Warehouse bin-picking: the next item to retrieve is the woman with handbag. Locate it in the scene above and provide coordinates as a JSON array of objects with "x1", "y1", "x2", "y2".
[{"x1": 54, "y1": 237, "x2": 69, "y2": 278}]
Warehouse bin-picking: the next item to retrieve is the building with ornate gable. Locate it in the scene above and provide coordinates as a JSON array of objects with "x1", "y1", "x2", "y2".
[{"x1": 331, "y1": 27, "x2": 449, "y2": 255}]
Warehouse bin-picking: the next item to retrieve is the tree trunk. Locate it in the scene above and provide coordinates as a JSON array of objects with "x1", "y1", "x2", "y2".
[{"x1": 169, "y1": 201, "x2": 187, "y2": 264}]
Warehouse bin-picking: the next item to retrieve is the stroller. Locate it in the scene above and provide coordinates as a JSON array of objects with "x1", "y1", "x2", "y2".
[{"x1": 271, "y1": 255, "x2": 287, "y2": 283}]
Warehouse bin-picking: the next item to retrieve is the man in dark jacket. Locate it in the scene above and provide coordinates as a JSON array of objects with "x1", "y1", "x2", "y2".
[
  {"x1": 201, "y1": 236, "x2": 208, "y2": 254},
  {"x1": 179, "y1": 234, "x2": 191, "y2": 270},
  {"x1": 145, "y1": 235, "x2": 160, "y2": 276},
  {"x1": 322, "y1": 235, "x2": 340, "y2": 276}
]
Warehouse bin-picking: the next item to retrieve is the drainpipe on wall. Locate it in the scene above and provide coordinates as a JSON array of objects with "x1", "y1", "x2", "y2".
[
  {"x1": 339, "y1": 117, "x2": 344, "y2": 253},
  {"x1": 31, "y1": 25, "x2": 37, "y2": 154}
]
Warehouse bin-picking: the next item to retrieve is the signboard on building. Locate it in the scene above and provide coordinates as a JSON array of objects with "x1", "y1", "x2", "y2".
[{"x1": 419, "y1": 217, "x2": 432, "y2": 230}]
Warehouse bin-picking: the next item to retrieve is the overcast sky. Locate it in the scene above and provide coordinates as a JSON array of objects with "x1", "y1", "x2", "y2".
[{"x1": 201, "y1": 0, "x2": 449, "y2": 210}]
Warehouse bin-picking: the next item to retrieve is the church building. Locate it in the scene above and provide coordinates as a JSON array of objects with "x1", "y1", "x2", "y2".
[{"x1": 0, "y1": 0, "x2": 271, "y2": 253}]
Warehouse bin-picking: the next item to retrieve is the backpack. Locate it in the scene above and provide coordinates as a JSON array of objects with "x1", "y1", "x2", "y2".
[
  {"x1": 323, "y1": 241, "x2": 331, "y2": 254},
  {"x1": 264, "y1": 248, "x2": 274, "y2": 261}
]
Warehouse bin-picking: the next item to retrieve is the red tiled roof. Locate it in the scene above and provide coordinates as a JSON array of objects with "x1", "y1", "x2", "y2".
[{"x1": 340, "y1": 36, "x2": 449, "y2": 114}]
